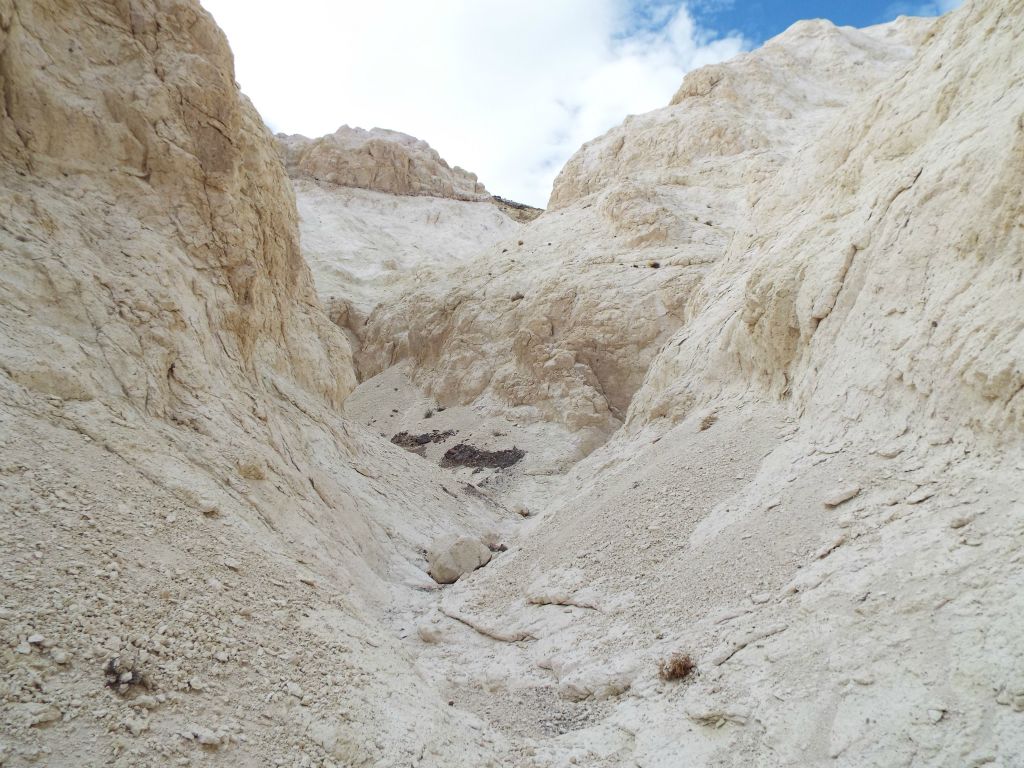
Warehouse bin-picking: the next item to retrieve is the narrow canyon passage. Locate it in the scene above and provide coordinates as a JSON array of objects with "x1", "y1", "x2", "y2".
[{"x1": 1, "y1": 1, "x2": 1022, "y2": 767}]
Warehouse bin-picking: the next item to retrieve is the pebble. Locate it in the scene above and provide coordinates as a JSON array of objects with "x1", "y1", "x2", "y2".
[
  {"x1": 417, "y1": 623, "x2": 442, "y2": 644},
  {"x1": 823, "y1": 485, "x2": 861, "y2": 508},
  {"x1": 27, "y1": 633, "x2": 45, "y2": 645},
  {"x1": 286, "y1": 682, "x2": 303, "y2": 698},
  {"x1": 12, "y1": 703, "x2": 63, "y2": 727},
  {"x1": 188, "y1": 676, "x2": 208, "y2": 691},
  {"x1": 123, "y1": 716, "x2": 147, "y2": 736},
  {"x1": 905, "y1": 487, "x2": 935, "y2": 505},
  {"x1": 184, "y1": 724, "x2": 222, "y2": 747}
]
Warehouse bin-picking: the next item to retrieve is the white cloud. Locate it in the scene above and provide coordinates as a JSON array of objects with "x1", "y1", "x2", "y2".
[{"x1": 199, "y1": 0, "x2": 745, "y2": 206}]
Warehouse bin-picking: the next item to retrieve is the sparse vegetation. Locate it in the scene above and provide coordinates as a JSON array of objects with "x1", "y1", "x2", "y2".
[
  {"x1": 699, "y1": 411, "x2": 718, "y2": 431},
  {"x1": 658, "y1": 652, "x2": 696, "y2": 682}
]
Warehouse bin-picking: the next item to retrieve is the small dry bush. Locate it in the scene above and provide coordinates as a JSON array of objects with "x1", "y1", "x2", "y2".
[
  {"x1": 658, "y1": 652, "x2": 696, "y2": 681},
  {"x1": 698, "y1": 411, "x2": 718, "y2": 431}
]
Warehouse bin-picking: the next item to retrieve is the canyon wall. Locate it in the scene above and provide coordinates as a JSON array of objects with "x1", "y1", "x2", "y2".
[{"x1": 0, "y1": 2, "x2": 506, "y2": 765}]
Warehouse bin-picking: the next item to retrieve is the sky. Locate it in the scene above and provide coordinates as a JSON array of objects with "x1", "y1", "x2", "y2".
[{"x1": 200, "y1": 0, "x2": 962, "y2": 207}]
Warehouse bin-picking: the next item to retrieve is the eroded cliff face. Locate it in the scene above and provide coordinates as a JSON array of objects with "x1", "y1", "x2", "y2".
[
  {"x1": 0, "y1": 2, "x2": 507, "y2": 766},
  {"x1": 629, "y1": 5, "x2": 1024, "y2": 444},
  {"x1": 353, "y1": 18, "x2": 933, "y2": 445},
  {"x1": 341, "y1": 2, "x2": 1024, "y2": 766},
  {"x1": 274, "y1": 127, "x2": 526, "y2": 374}
]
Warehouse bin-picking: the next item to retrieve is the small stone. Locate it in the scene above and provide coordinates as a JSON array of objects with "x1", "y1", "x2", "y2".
[
  {"x1": 188, "y1": 676, "x2": 207, "y2": 691},
  {"x1": 51, "y1": 649, "x2": 69, "y2": 664},
  {"x1": 905, "y1": 487, "x2": 935, "y2": 505},
  {"x1": 123, "y1": 716, "x2": 148, "y2": 736},
  {"x1": 185, "y1": 724, "x2": 221, "y2": 747},
  {"x1": 285, "y1": 682, "x2": 303, "y2": 698},
  {"x1": 12, "y1": 703, "x2": 62, "y2": 727},
  {"x1": 222, "y1": 557, "x2": 241, "y2": 571},
  {"x1": 750, "y1": 593, "x2": 771, "y2": 605},
  {"x1": 15, "y1": 642, "x2": 31, "y2": 654},
  {"x1": 134, "y1": 695, "x2": 159, "y2": 710},
  {"x1": 823, "y1": 486, "x2": 861, "y2": 508},
  {"x1": 27, "y1": 633, "x2": 45, "y2": 645},
  {"x1": 213, "y1": 651, "x2": 229, "y2": 662},
  {"x1": 927, "y1": 708, "x2": 945, "y2": 723},
  {"x1": 417, "y1": 623, "x2": 442, "y2": 644},
  {"x1": 513, "y1": 503, "x2": 531, "y2": 517},
  {"x1": 197, "y1": 729, "x2": 221, "y2": 746},
  {"x1": 949, "y1": 516, "x2": 972, "y2": 529}
]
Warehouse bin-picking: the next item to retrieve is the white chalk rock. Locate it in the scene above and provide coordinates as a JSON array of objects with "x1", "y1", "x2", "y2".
[{"x1": 426, "y1": 535, "x2": 492, "y2": 584}]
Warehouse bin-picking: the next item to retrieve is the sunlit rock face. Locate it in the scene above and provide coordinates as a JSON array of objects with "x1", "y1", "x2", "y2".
[{"x1": 277, "y1": 125, "x2": 490, "y2": 200}]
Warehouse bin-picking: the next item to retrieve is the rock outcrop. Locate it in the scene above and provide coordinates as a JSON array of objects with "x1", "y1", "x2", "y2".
[
  {"x1": 0, "y1": 1, "x2": 504, "y2": 765},
  {"x1": 274, "y1": 127, "x2": 524, "y2": 367},
  {"x1": 278, "y1": 126, "x2": 489, "y2": 200},
  {"x1": 355, "y1": 18, "x2": 930, "y2": 443}
]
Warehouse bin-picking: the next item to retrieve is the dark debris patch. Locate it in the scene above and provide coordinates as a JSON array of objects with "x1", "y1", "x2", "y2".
[
  {"x1": 391, "y1": 430, "x2": 457, "y2": 451},
  {"x1": 440, "y1": 443, "x2": 525, "y2": 469}
]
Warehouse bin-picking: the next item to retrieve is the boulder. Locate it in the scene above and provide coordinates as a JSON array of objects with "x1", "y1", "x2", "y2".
[{"x1": 427, "y1": 535, "x2": 492, "y2": 584}]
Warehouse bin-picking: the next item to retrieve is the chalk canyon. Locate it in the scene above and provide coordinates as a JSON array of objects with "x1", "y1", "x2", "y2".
[{"x1": 1, "y1": 1, "x2": 1022, "y2": 766}]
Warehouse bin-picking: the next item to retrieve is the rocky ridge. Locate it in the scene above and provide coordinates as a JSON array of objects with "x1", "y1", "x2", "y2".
[
  {"x1": 277, "y1": 125, "x2": 490, "y2": 201},
  {"x1": 274, "y1": 128, "x2": 529, "y2": 372}
]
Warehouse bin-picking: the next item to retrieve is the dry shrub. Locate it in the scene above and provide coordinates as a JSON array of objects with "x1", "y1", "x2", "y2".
[
  {"x1": 658, "y1": 652, "x2": 696, "y2": 681},
  {"x1": 698, "y1": 411, "x2": 718, "y2": 431}
]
